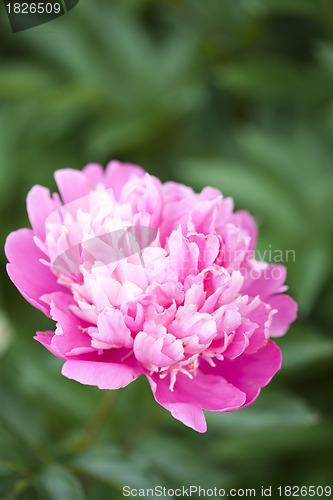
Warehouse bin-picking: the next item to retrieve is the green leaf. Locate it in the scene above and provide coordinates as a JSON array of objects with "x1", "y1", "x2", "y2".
[
  {"x1": 290, "y1": 239, "x2": 331, "y2": 314},
  {"x1": 261, "y1": 0, "x2": 322, "y2": 15},
  {"x1": 138, "y1": 434, "x2": 233, "y2": 489},
  {"x1": 277, "y1": 324, "x2": 333, "y2": 372},
  {"x1": 216, "y1": 57, "x2": 324, "y2": 102},
  {"x1": 316, "y1": 42, "x2": 333, "y2": 79},
  {"x1": 214, "y1": 423, "x2": 333, "y2": 463},
  {"x1": 35, "y1": 464, "x2": 86, "y2": 500},
  {"x1": 0, "y1": 64, "x2": 51, "y2": 98},
  {"x1": 0, "y1": 418, "x2": 41, "y2": 470},
  {"x1": 11, "y1": 347, "x2": 101, "y2": 424},
  {"x1": 71, "y1": 446, "x2": 161, "y2": 490}
]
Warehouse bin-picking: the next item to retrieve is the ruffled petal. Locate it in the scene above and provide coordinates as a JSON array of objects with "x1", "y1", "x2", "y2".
[
  {"x1": 90, "y1": 307, "x2": 133, "y2": 349},
  {"x1": 134, "y1": 328, "x2": 184, "y2": 371},
  {"x1": 232, "y1": 210, "x2": 258, "y2": 251}
]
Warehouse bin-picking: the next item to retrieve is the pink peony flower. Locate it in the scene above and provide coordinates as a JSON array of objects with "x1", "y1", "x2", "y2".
[{"x1": 5, "y1": 161, "x2": 297, "y2": 432}]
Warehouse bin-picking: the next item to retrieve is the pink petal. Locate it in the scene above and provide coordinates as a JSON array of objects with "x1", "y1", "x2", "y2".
[
  {"x1": 38, "y1": 292, "x2": 91, "y2": 358},
  {"x1": 91, "y1": 307, "x2": 133, "y2": 349},
  {"x1": 266, "y1": 294, "x2": 297, "y2": 337},
  {"x1": 144, "y1": 302, "x2": 177, "y2": 328},
  {"x1": 169, "y1": 308, "x2": 217, "y2": 347},
  {"x1": 184, "y1": 283, "x2": 206, "y2": 309},
  {"x1": 222, "y1": 331, "x2": 250, "y2": 359},
  {"x1": 104, "y1": 160, "x2": 145, "y2": 200},
  {"x1": 204, "y1": 340, "x2": 282, "y2": 408},
  {"x1": 188, "y1": 190, "x2": 221, "y2": 234},
  {"x1": 213, "y1": 305, "x2": 242, "y2": 335},
  {"x1": 134, "y1": 329, "x2": 183, "y2": 370},
  {"x1": 61, "y1": 352, "x2": 142, "y2": 390},
  {"x1": 167, "y1": 228, "x2": 199, "y2": 281},
  {"x1": 137, "y1": 174, "x2": 162, "y2": 214},
  {"x1": 54, "y1": 168, "x2": 91, "y2": 204},
  {"x1": 145, "y1": 282, "x2": 184, "y2": 309},
  {"x1": 159, "y1": 194, "x2": 195, "y2": 244},
  {"x1": 5, "y1": 229, "x2": 64, "y2": 316},
  {"x1": 188, "y1": 233, "x2": 220, "y2": 271},
  {"x1": 147, "y1": 370, "x2": 246, "y2": 433},
  {"x1": 218, "y1": 223, "x2": 250, "y2": 270},
  {"x1": 162, "y1": 181, "x2": 194, "y2": 203},
  {"x1": 82, "y1": 163, "x2": 105, "y2": 187},
  {"x1": 232, "y1": 210, "x2": 258, "y2": 251},
  {"x1": 34, "y1": 330, "x2": 60, "y2": 357},
  {"x1": 121, "y1": 300, "x2": 145, "y2": 334},
  {"x1": 243, "y1": 301, "x2": 271, "y2": 354},
  {"x1": 243, "y1": 264, "x2": 287, "y2": 300},
  {"x1": 26, "y1": 185, "x2": 61, "y2": 240}
]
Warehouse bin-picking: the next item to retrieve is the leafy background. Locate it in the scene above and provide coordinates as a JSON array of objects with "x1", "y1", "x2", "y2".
[{"x1": 0, "y1": 0, "x2": 333, "y2": 498}]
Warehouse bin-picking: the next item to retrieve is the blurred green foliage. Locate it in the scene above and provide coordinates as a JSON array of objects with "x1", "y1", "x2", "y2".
[{"x1": 0, "y1": 0, "x2": 333, "y2": 498}]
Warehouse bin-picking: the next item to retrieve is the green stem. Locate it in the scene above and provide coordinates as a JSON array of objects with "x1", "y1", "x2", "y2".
[{"x1": 70, "y1": 390, "x2": 118, "y2": 453}]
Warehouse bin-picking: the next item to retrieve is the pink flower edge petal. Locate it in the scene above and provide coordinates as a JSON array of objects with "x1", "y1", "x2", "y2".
[
  {"x1": 206, "y1": 340, "x2": 282, "y2": 408},
  {"x1": 5, "y1": 229, "x2": 63, "y2": 316},
  {"x1": 147, "y1": 369, "x2": 246, "y2": 432}
]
